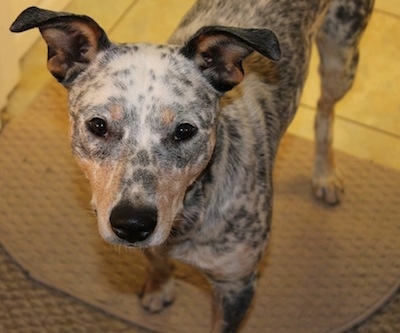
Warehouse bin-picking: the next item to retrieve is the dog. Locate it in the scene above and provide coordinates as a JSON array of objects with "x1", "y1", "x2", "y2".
[{"x1": 10, "y1": 1, "x2": 374, "y2": 331}]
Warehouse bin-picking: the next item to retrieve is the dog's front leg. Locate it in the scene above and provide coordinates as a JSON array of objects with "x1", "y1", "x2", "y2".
[
  {"x1": 210, "y1": 274, "x2": 256, "y2": 333},
  {"x1": 140, "y1": 248, "x2": 175, "y2": 313}
]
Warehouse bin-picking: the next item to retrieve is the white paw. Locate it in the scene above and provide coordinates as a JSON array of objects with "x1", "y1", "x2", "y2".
[
  {"x1": 140, "y1": 277, "x2": 175, "y2": 313},
  {"x1": 312, "y1": 170, "x2": 344, "y2": 205}
]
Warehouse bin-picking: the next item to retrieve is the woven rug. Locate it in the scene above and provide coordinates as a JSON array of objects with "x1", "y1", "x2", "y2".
[{"x1": 0, "y1": 81, "x2": 399, "y2": 333}]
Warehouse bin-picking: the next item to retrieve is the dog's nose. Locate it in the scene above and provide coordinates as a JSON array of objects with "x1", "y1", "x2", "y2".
[{"x1": 110, "y1": 203, "x2": 157, "y2": 243}]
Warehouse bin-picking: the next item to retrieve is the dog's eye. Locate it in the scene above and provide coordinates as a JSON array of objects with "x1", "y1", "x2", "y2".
[
  {"x1": 87, "y1": 118, "x2": 108, "y2": 137},
  {"x1": 174, "y1": 123, "x2": 198, "y2": 141}
]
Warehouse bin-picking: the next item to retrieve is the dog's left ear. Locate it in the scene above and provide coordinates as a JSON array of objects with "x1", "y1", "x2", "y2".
[{"x1": 181, "y1": 26, "x2": 280, "y2": 92}]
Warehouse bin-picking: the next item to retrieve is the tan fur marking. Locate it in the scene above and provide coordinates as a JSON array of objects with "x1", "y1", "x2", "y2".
[
  {"x1": 110, "y1": 104, "x2": 124, "y2": 121},
  {"x1": 155, "y1": 132, "x2": 216, "y2": 242},
  {"x1": 142, "y1": 249, "x2": 175, "y2": 299},
  {"x1": 156, "y1": 167, "x2": 195, "y2": 228},
  {"x1": 196, "y1": 34, "x2": 218, "y2": 53},
  {"x1": 244, "y1": 53, "x2": 279, "y2": 84},
  {"x1": 140, "y1": 238, "x2": 176, "y2": 313},
  {"x1": 161, "y1": 108, "x2": 175, "y2": 125},
  {"x1": 211, "y1": 292, "x2": 224, "y2": 333},
  {"x1": 75, "y1": 157, "x2": 124, "y2": 219}
]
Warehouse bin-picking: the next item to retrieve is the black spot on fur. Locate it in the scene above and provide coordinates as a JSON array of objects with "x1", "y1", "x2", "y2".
[
  {"x1": 132, "y1": 169, "x2": 156, "y2": 191},
  {"x1": 149, "y1": 69, "x2": 156, "y2": 81},
  {"x1": 335, "y1": 4, "x2": 371, "y2": 40},
  {"x1": 136, "y1": 150, "x2": 151, "y2": 167}
]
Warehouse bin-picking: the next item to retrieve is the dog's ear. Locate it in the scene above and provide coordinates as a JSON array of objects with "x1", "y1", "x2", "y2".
[
  {"x1": 10, "y1": 6, "x2": 111, "y2": 87},
  {"x1": 181, "y1": 26, "x2": 280, "y2": 92}
]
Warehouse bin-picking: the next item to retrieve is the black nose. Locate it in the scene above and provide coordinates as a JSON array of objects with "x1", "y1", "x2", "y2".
[{"x1": 110, "y1": 203, "x2": 157, "y2": 243}]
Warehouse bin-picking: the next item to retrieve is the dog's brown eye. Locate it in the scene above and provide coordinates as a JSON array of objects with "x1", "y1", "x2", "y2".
[
  {"x1": 174, "y1": 123, "x2": 198, "y2": 141},
  {"x1": 88, "y1": 117, "x2": 108, "y2": 137}
]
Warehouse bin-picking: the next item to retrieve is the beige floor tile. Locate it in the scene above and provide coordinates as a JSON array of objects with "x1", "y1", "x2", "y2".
[
  {"x1": 109, "y1": 0, "x2": 195, "y2": 42},
  {"x1": 65, "y1": 0, "x2": 137, "y2": 32},
  {"x1": 375, "y1": 0, "x2": 400, "y2": 16},
  {"x1": 4, "y1": 42, "x2": 50, "y2": 120},
  {"x1": 287, "y1": 105, "x2": 400, "y2": 170},
  {"x1": 301, "y1": 10, "x2": 400, "y2": 136}
]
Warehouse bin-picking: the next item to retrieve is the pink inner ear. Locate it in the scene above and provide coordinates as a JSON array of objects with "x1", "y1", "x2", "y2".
[
  {"x1": 194, "y1": 34, "x2": 251, "y2": 90},
  {"x1": 41, "y1": 28, "x2": 70, "y2": 80},
  {"x1": 201, "y1": 52, "x2": 214, "y2": 67},
  {"x1": 39, "y1": 21, "x2": 101, "y2": 85}
]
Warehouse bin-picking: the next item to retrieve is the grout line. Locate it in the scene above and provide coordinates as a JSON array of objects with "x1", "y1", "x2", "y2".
[
  {"x1": 299, "y1": 103, "x2": 400, "y2": 140},
  {"x1": 374, "y1": 8, "x2": 400, "y2": 20},
  {"x1": 107, "y1": 0, "x2": 141, "y2": 34}
]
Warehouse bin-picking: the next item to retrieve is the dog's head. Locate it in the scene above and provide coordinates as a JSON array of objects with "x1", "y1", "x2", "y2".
[{"x1": 10, "y1": 7, "x2": 280, "y2": 247}]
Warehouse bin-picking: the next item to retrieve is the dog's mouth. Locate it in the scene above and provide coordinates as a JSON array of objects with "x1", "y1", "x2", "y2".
[{"x1": 88, "y1": 155, "x2": 208, "y2": 248}]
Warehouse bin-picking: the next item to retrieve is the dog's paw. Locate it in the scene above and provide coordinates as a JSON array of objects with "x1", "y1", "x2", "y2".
[
  {"x1": 140, "y1": 277, "x2": 175, "y2": 313},
  {"x1": 312, "y1": 170, "x2": 344, "y2": 205}
]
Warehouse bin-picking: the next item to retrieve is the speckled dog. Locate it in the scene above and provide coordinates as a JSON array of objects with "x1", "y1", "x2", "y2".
[{"x1": 11, "y1": 1, "x2": 373, "y2": 332}]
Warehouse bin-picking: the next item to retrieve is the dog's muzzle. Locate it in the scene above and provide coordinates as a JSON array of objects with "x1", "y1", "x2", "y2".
[{"x1": 110, "y1": 202, "x2": 157, "y2": 244}]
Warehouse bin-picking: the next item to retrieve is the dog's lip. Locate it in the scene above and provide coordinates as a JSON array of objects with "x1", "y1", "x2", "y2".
[
  {"x1": 125, "y1": 243, "x2": 141, "y2": 248},
  {"x1": 108, "y1": 238, "x2": 149, "y2": 248},
  {"x1": 112, "y1": 233, "x2": 165, "y2": 248}
]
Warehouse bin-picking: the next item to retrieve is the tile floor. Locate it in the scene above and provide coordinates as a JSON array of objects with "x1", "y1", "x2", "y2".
[{"x1": 4, "y1": 0, "x2": 400, "y2": 172}]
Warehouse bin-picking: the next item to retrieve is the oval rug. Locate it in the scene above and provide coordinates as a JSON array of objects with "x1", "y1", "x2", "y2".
[{"x1": 0, "y1": 81, "x2": 399, "y2": 333}]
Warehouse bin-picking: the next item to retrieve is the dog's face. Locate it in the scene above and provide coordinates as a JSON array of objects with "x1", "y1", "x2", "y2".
[
  {"x1": 68, "y1": 43, "x2": 220, "y2": 246},
  {"x1": 10, "y1": 7, "x2": 280, "y2": 247}
]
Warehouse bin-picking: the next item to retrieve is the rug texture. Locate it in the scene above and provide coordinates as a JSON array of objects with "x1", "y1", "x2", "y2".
[{"x1": 0, "y1": 81, "x2": 399, "y2": 333}]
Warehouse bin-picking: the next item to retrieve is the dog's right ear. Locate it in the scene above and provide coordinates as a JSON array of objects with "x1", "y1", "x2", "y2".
[{"x1": 10, "y1": 6, "x2": 111, "y2": 87}]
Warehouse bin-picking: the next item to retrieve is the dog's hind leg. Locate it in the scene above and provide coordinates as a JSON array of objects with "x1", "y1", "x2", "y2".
[
  {"x1": 140, "y1": 249, "x2": 175, "y2": 313},
  {"x1": 312, "y1": 0, "x2": 374, "y2": 204}
]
